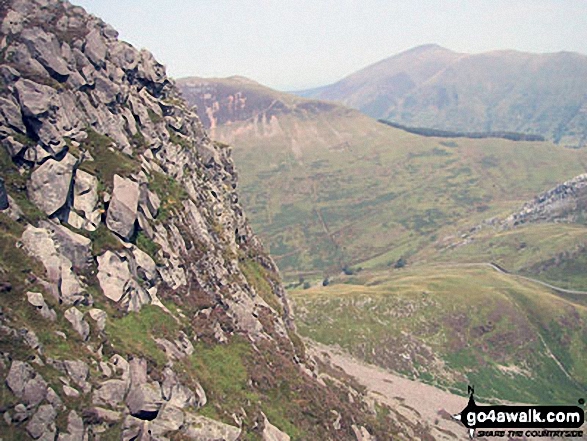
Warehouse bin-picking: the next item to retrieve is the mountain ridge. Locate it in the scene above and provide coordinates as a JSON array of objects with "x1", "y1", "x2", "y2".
[{"x1": 297, "y1": 45, "x2": 587, "y2": 146}]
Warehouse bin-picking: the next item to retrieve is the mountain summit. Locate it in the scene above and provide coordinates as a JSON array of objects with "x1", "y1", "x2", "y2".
[{"x1": 300, "y1": 45, "x2": 587, "y2": 147}]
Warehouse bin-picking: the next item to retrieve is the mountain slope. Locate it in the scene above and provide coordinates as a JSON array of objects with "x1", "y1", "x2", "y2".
[
  {"x1": 178, "y1": 76, "x2": 587, "y2": 282},
  {"x1": 300, "y1": 45, "x2": 587, "y2": 147},
  {"x1": 292, "y1": 265, "x2": 587, "y2": 405},
  {"x1": 0, "y1": 1, "x2": 426, "y2": 439}
]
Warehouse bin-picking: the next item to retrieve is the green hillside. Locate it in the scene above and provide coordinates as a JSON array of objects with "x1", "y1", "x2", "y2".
[
  {"x1": 227, "y1": 121, "x2": 587, "y2": 281},
  {"x1": 179, "y1": 77, "x2": 587, "y2": 284},
  {"x1": 291, "y1": 266, "x2": 587, "y2": 404}
]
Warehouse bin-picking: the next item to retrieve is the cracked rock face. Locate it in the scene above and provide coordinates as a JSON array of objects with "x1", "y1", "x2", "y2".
[
  {"x1": 28, "y1": 154, "x2": 78, "y2": 215},
  {"x1": 106, "y1": 174, "x2": 140, "y2": 239}
]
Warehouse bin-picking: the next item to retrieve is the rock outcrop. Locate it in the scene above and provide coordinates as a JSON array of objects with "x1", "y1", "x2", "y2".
[
  {"x1": 503, "y1": 173, "x2": 587, "y2": 227},
  {"x1": 0, "y1": 0, "x2": 423, "y2": 439}
]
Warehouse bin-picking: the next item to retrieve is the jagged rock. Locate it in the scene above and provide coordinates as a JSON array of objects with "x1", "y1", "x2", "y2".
[
  {"x1": 63, "y1": 384, "x2": 80, "y2": 398},
  {"x1": 121, "y1": 416, "x2": 151, "y2": 441},
  {"x1": 0, "y1": 97, "x2": 26, "y2": 134},
  {"x1": 6, "y1": 360, "x2": 48, "y2": 406},
  {"x1": 72, "y1": 170, "x2": 100, "y2": 229},
  {"x1": 1, "y1": 9, "x2": 25, "y2": 34},
  {"x1": 126, "y1": 382, "x2": 163, "y2": 420},
  {"x1": 12, "y1": 403, "x2": 30, "y2": 423},
  {"x1": 129, "y1": 358, "x2": 147, "y2": 388},
  {"x1": 138, "y1": 49, "x2": 167, "y2": 87},
  {"x1": 110, "y1": 354, "x2": 131, "y2": 380},
  {"x1": 26, "y1": 404, "x2": 57, "y2": 440},
  {"x1": 23, "y1": 143, "x2": 53, "y2": 163},
  {"x1": 261, "y1": 413, "x2": 291, "y2": 441},
  {"x1": 24, "y1": 378, "x2": 50, "y2": 407},
  {"x1": 92, "y1": 379, "x2": 128, "y2": 408},
  {"x1": 6, "y1": 360, "x2": 34, "y2": 397},
  {"x1": 93, "y1": 73, "x2": 120, "y2": 104},
  {"x1": 176, "y1": 385, "x2": 204, "y2": 411},
  {"x1": 20, "y1": 27, "x2": 71, "y2": 79},
  {"x1": 26, "y1": 291, "x2": 57, "y2": 321},
  {"x1": 84, "y1": 28, "x2": 107, "y2": 68},
  {"x1": 96, "y1": 250, "x2": 131, "y2": 302},
  {"x1": 26, "y1": 291, "x2": 46, "y2": 308},
  {"x1": 4, "y1": 194, "x2": 23, "y2": 220},
  {"x1": 14, "y1": 78, "x2": 56, "y2": 117},
  {"x1": 155, "y1": 337, "x2": 190, "y2": 361},
  {"x1": 46, "y1": 387, "x2": 63, "y2": 410},
  {"x1": 83, "y1": 407, "x2": 122, "y2": 424},
  {"x1": 40, "y1": 221, "x2": 92, "y2": 269},
  {"x1": 5, "y1": 43, "x2": 48, "y2": 80},
  {"x1": 21, "y1": 327, "x2": 41, "y2": 351},
  {"x1": 88, "y1": 308, "x2": 107, "y2": 332},
  {"x1": 60, "y1": 264, "x2": 88, "y2": 305},
  {"x1": 63, "y1": 360, "x2": 90, "y2": 391},
  {"x1": 95, "y1": 251, "x2": 127, "y2": 303},
  {"x1": 352, "y1": 425, "x2": 376, "y2": 441},
  {"x1": 0, "y1": 64, "x2": 21, "y2": 83},
  {"x1": 64, "y1": 307, "x2": 90, "y2": 340},
  {"x1": 151, "y1": 403, "x2": 184, "y2": 436},
  {"x1": 2, "y1": 135, "x2": 27, "y2": 158},
  {"x1": 28, "y1": 153, "x2": 77, "y2": 215},
  {"x1": 160, "y1": 367, "x2": 204, "y2": 409},
  {"x1": 131, "y1": 246, "x2": 158, "y2": 284},
  {"x1": 56, "y1": 410, "x2": 84, "y2": 441},
  {"x1": 139, "y1": 184, "x2": 160, "y2": 219},
  {"x1": 22, "y1": 224, "x2": 89, "y2": 305},
  {"x1": 106, "y1": 175, "x2": 140, "y2": 239},
  {"x1": 182, "y1": 414, "x2": 241, "y2": 441}
]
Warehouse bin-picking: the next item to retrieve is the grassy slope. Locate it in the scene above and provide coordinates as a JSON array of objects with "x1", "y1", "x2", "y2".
[
  {"x1": 215, "y1": 111, "x2": 587, "y2": 281},
  {"x1": 291, "y1": 266, "x2": 587, "y2": 405}
]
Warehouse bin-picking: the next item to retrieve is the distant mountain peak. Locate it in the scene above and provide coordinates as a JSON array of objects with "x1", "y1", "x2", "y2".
[
  {"x1": 407, "y1": 43, "x2": 450, "y2": 52},
  {"x1": 298, "y1": 45, "x2": 587, "y2": 147}
]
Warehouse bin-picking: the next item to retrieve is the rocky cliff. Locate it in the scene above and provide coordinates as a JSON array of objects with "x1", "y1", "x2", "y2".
[
  {"x1": 502, "y1": 173, "x2": 587, "y2": 228},
  {"x1": 0, "y1": 0, "x2": 426, "y2": 439}
]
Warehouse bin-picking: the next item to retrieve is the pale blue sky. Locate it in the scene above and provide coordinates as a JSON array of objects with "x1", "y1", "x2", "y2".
[{"x1": 72, "y1": 0, "x2": 587, "y2": 91}]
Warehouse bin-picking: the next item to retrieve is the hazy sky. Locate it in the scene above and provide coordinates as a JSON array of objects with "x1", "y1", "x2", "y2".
[{"x1": 72, "y1": 0, "x2": 587, "y2": 91}]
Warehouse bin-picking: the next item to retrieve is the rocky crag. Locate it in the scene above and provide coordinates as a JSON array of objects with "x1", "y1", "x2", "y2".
[
  {"x1": 0, "y1": 0, "x2": 433, "y2": 439},
  {"x1": 501, "y1": 174, "x2": 587, "y2": 228}
]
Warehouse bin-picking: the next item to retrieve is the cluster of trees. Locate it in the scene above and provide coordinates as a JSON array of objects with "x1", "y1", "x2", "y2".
[{"x1": 378, "y1": 120, "x2": 545, "y2": 142}]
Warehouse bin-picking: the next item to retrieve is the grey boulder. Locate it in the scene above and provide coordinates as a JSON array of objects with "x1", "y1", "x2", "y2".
[
  {"x1": 92, "y1": 379, "x2": 128, "y2": 408},
  {"x1": 182, "y1": 414, "x2": 240, "y2": 441},
  {"x1": 14, "y1": 78, "x2": 56, "y2": 117},
  {"x1": 97, "y1": 250, "x2": 131, "y2": 303},
  {"x1": 28, "y1": 153, "x2": 77, "y2": 215},
  {"x1": 20, "y1": 27, "x2": 71, "y2": 78},
  {"x1": 26, "y1": 291, "x2": 57, "y2": 321},
  {"x1": 262, "y1": 413, "x2": 291, "y2": 441},
  {"x1": 64, "y1": 307, "x2": 90, "y2": 340},
  {"x1": 26, "y1": 404, "x2": 57, "y2": 440},
  {"x1": 106, "y1": 174, "x2": 139, "y2": 239},
  {"x1": 126, "y1": 382, "x2": 163, "y2": 420}
]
